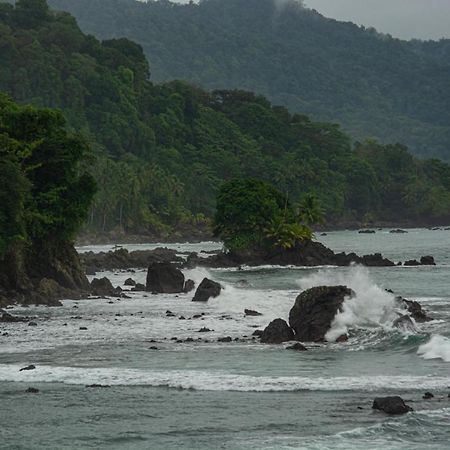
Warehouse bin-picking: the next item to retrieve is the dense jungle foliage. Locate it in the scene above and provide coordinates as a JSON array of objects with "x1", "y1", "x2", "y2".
[
  {"x1": 0, "y1": 93, "x2": 95, "y2": 258},
  {"x1": 1, "y1": 0, "x2": 450, "y2": 237},
  {"x1": 47, "y1": 0, "x2": 450, "y2": 161}
]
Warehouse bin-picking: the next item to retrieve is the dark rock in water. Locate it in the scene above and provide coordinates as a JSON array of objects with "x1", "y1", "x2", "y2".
[
  {"x1": 404, "y1": 259, "x2": 420, "y2": 266},
  {"x1": 86, "y1": 384, "x2": 111, "y2": 388},
  {"x1": 260, "y1": 319, "x2": 294, "y2": 344},
  {"x1": 401, "y1": 298, "x2": 432, "y2": 322},
  {"x1": 390, "y1": 229, "x2": 408, "y2": 234},
  {"x1": 79, "y1": 326, "x2": 88, "y2": 330},
  {"x1": 358, "y1": 229, "x2": 376, "y2": 234},
  {"x1": 26, "y1": 387, "x2": 39, "y2": 393},
  {"x1": 245, "y1": 309, "x2": 262, "y2": 316},
  {"x1": 420, "y1": 255, "x2": 436, "y2": 266},
  {"x1": 286, "y1": 342, "x2": 307, "y2": 351},
  {"x1": 132, "y1": 283, "x2": 146, "y2": 292},
  {"x1": 198, "y1": 327, "x2": 212, "y2": 333},
  {"x1": 124, "y1": 278, "x2": 136, "y2": 286},
  {"x1": 91, "y1": 277, "x2": 117, "y2": 296},
  {"x1": 146, "y1": 263, "x2": 185, "y2": 294},
  {"x1": 252, "y1": 330, "x2": 264, "y2": 337},
  {"x1": 28, "y1": 321, "x2": 37, "y2": 327},
  {"x1": 183, "y1": 279, "x2": 195, "y2": 293},
  {"x1": 149, "y1": 346, "x2": 158, "y2": 350},
  {"x1": 192, "y1": 278, "x2": 221, "y2": 302},
  {"x1": 0, "y1": 312, "x2": 27, "y2": 323},
  {"x1": 373, "y1": 396, "x2": 413, "y2": 414},
  {"x1": 393, "y1": 315, "x2": 417, "y2": 332},
  {"x1": 289, "y1": 286, "x2": 354, "y2": 342},
  {"x1": 80, "y1": 247, "x2": 183, "y2": 271},
  {"x1": 217, "y1": 336, "x2": 232, "y2": 342},
  {"x1": 423, "y1": 392, "x2": 434, "y2": 400},
  {"x1": 19, "y1": 365, "x2": 36, "y2": 372},
  {"x1": 360, "y1": 253, "x2": 395, "y2": 267},
  {"x1": 335, "y1": 334, "x2": 349, "y2": 343}
]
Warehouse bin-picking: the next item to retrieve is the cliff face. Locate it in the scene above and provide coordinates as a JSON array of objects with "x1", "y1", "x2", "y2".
[{"x1": 0, "y1": 240, "x2": 90, "y2": 307}]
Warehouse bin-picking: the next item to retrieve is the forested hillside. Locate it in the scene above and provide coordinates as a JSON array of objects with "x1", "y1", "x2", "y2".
[
  {"x1": 2, "y1": 0, "x2": 450, "y2": 237},
  {"x1": 45, "y1": 0, "x2": 450, "y2": 161}
]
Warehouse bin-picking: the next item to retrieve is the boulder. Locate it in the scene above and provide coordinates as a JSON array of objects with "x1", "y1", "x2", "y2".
[
  {"x1": 183, "y1": 279, "x2": 195, "y2": 293},
  {"x1": 217, "y1": 336, "x2": 232, "y2": 342},
  {"x1": 146, "y1": 263, "x2": 185, "y2": 293},
  {"x1": 423, "y1": 392, "x2": 434, "y2": 400},
  {"x1": 372, "y1": 396, "x2": 413, "y2": 414},
  {"x1": 192, "y1": 278, "x2": 221, "y2": 302},
  {"x1": 289, "y1": 286, "x2": 354, "y2": 342},
  {"x1": 420, "y1": 256, "x2": 436, "y2": 266},
  {"x1": 390, "y1": 229, "x2": 408, "y2": 234},
  {"x1": 19, "y1": 365, "x2": 36, "y2": 372},
  {"x1": 25, "y1": 387, "x2": 39, "y2": 393},
  {"x1": 124, "y1": 278, "x2": 136, "y2": 286},
  {"x1": 91, "y1": 277, "x2": 117, "y2": 296},
  {"x1": 245, "y1": 309, "x2": 262, "y2": 316},
  {"x1": 260, "y1": 319, "x2": 294, "y2": 344},
  {"x1": 361, "y1": 253, "x2": 395, "y2": 267},
  {"x1": 358, "y1": 229, "x2": 376, "y2": 234}
]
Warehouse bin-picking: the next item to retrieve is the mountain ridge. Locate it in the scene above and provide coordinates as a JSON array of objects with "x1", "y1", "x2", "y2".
[{"x1": 47, "y1": 0, "x2": 450, "y2": 160}]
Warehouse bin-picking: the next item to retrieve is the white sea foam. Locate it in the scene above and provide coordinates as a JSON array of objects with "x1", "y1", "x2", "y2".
[
  {"x1": 417, "y1": 335, "x2": 450, "y2": 362},
  {"x1": 298, "y1": 266, "x2": 402, "y2": 341},
  {"x1": 1, "y1": 364, "x2": 450, "y2": 392}
]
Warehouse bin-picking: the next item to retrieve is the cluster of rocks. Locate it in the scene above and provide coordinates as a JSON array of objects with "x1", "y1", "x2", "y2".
[
  {"x1": 256, "y1": 285, "x2": 431, "y2": 346},
  {"x1": 81, "y1": 247, "x2": 183, "y2": 274}
]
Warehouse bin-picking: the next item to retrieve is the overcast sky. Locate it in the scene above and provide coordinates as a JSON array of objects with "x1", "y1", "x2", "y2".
[
  {"x1": 171, "y1": 0, "x2": 450, "y2": 41},
  {"x1": 304, "y1": 0, "x2": 450, "y2": 40}
]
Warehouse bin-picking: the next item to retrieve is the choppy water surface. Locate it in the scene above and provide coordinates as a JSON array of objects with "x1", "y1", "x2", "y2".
[{"x1": 1, "y1": 229, "x2": 450, "y2": 449}]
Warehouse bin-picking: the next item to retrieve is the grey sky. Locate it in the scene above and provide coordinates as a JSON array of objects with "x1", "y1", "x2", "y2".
[
  {"x1": 303, "y1": 0, "x2": 450, "y2": 40},
  {"x1": 171, "y1": 0, "x2": 450, "y2": 41}
]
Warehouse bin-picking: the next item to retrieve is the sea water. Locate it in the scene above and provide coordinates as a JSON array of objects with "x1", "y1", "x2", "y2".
[{"x1": 1, "y1": 228, "x2": 450, "y2": 449}]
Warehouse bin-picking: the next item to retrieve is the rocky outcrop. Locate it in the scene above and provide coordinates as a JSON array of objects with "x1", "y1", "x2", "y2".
[
  {"x1": 192, "y1": 278, "x2": 221, "y2": 302},
  {"x1": 0, "y1": 240, "x2": 90, "y2": 307},
  {"x1": 420, "y1": 256, "x2": 436, "y2": 265},
  {"x1": 80, "y1": 247, "x2": 183, "y2": 271},
  {"x1": 260, "y1": 318, "x2": 294, "y2": 344},
  {"x1": 146, "y1": 263, "x2": 185, "y2": 293},
  {"x1": 372, "y1": 396, "x2": 413, "y2": 414},
  {"x1": 289, "y1": 286, "x2": 354, "y2": 342},
  {"x1": 185, "y1": 240, "x2": 396, "y2": 268},
  {"x1": 245, "y1": 309, "x2": 262, "y2": 316}
]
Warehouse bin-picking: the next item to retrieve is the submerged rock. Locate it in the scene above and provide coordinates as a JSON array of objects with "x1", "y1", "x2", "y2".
[
  {"x1": 289, "y1": 286, "x2": 354, "y2": 342},
  {"x1": 245, "y1": 309, "x2": 262, "y2": 316},
  {"x1": 146, "y1": 263, "x2": 185, "y2": 294},
  {"x1": 25, "y1": 387, "x2": 39, "y2": 393},
  {"x1": 260, "y1": 319, "x2": 294, "y2": 344},
  {"x1": 286, "y1": 342, "x2": 307, "y2": 351},
  {"x1": 19, "y1": 365, "x2": 36, "y2": 372},
  {"x1": 423, "y1": 392, "x2": 434, "y2": 400},
  {"x1": 393, "y1": 315, "x2": 417, "y2": 333},
  {"x1": 372, "y1": 396, "x2": 413, "y2": 414},
  {"x1": 192, "y1": 278, "x2": 221, "y2": 302},
  {"x1": 0, "y1": 312, "x2": 27, "y2": 323}
]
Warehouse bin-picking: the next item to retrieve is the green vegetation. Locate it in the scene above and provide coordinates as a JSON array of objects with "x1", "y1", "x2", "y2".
[
  {"x1": 0, "y1": 93, "x2": 95, "y2": 259},
  {"x1": 214, "y1": 179, "x2": 323, "y2": 252},
  {"x1": 1, "y1": 0, "x2": 450, "y2": 238},
  {"x1": 47, "y1": 0, "x2": 450, "y2": 161}
]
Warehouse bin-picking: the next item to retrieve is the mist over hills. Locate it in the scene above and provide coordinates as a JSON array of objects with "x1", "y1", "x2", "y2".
[{"x1": 48, "y1": 0, "x2": 450, "y2": 160}]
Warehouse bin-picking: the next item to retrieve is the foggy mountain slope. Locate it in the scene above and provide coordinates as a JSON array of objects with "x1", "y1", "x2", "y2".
[{"x1": 47, "y1": 0, "x2": 450, "y2": 160}]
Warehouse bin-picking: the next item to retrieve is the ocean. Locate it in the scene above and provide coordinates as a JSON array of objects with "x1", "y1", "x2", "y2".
[{"x1": 1, "y1": 229, "x2": 450, "y2": 449}]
